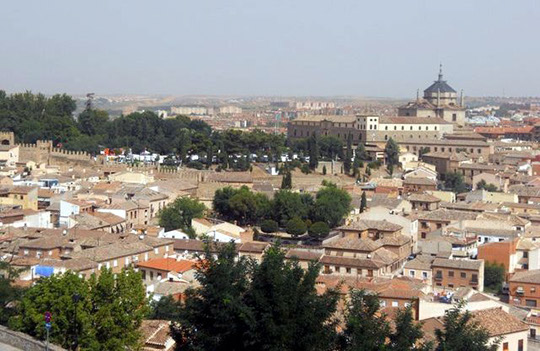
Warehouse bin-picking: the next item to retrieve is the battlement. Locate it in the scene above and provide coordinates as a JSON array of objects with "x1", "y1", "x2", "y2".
[{"x1": 0, "y1": 131, "x2": 15, "y2": 146}]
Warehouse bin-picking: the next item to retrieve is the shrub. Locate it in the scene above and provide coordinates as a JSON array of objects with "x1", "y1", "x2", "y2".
[
  {"x1": 308, "y1": 221, "x2": 330, "y2": 239},
  {"x1": 260, "y1": 219, "x2": 279, "y2": 233},
  {"x1": 286, "y1": 217, "x2": 307, "y2": 237},
  {"x1": 186, "y1": 161, "x2": 204, "y2": 170}
]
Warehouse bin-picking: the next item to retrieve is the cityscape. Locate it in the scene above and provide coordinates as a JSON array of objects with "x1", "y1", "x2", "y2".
[{"x1": 1, "y1": 1, "x2": 540, "y2": 351}]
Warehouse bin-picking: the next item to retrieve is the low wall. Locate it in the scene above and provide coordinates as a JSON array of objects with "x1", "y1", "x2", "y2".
[{"x1": 0, "y1": 325, "x2": 65, "y2": 351}]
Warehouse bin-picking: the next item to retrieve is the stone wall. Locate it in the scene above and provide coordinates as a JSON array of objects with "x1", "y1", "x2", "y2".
[
  {"x1": 17, "y1": 140, "x2": 94, "y2": 166},
  {"x1": 0, "y1": 325, "x2": 65, "y2": 351}
]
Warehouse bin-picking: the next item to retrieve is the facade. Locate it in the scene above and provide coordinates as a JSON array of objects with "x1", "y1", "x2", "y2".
[
  {"x1": 287, "y1": 114, "x2": 452, "y2": 145},
  {"x1": 432, "y1": 258, "x2": 484, "y2": 292},
  {"x1": 397, "y1": 66, "x2": 466, "y2": 126},
  {"x1": 509, "y1": 270, "x2": 540, "y2": 308},
  {"x1": 0, "y1": 144, "x2": 19, "y2": 167}
]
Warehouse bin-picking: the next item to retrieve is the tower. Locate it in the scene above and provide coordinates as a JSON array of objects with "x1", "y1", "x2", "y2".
[
  {"x1": 0, "y1": 131, "x2": 15, "y2": 146},
  {"x1": 423, "y1": 64, "x2": 458, "y2": 107}
]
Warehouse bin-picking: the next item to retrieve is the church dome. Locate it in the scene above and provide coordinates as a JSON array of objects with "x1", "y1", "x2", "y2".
[{"x1": 423, "y1": 65, "x2": 456, "y2": 94}]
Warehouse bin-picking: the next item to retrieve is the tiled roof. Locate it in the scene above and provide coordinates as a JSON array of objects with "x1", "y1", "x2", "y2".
[
  {"x1": 338, "y1": 220, "x2": 403, "y2": 233},
  {"x1": 324, "y1": 237, "x2": 382, "y2": 252},
  {"x1": 239, "y1": 241, "x2": 269, "y2": 253},
  {"x1": 471, "y1": 307, "x2": 528, "y2": 336},
  {"x1": 432, "y1": 258, "x2": 483, "y2": 271},
  {"x1": 407, "y1": 193, "x2": 441, "y2": 203},
  {"x1": 71, "y1": 242, "x2": 152, "y2": 262},
  {"x1": 509, "y1": 269, "x2": 540, "y2": 284},
  {"x1": 136, "y1": 258, "x2": 195, "y2": 273},
  {"x1": 403, "y1": 177, "x2": 437, "y2": 186},
  {"x1": 285, "y1": 249, "x2": 323, "y2": 261},
  {"x1": 418, "y1": 208, "x2": 479, "y2": 222},
  {"x1": 319, "y1": 255, "x2": 386, "y2": 269},
  {"x1": 379, "y1": 116, "x2": 451, "y2": 125},
  {"x1": 404, "y1": 255, "x2": 434, "y2": 271}
]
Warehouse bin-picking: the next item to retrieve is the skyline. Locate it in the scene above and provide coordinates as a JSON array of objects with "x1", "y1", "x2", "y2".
[{"x1": 1, "y1": 0, "x2": 539, "y2": 97}]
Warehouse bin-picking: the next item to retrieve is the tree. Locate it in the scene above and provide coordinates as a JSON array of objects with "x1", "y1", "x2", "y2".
[
  {"x1": 323, "y1": 165, "x2": 327, "y2": 175},
  {"x1": 244, "y1": 244, "x2": 339, "y2": 351},
  {"x1": 11, "y1": 268, "x2": 149, "y2": 351},
  {"x1": 355, "y1": 144, "x2": 368, "y2": 162},
  {"x1": 311, "y1": 183, "x2": 351, "y2": 228},
  {"x1": 0, "y1": 261, "x2": 25, "y2": 326},
  {"x1": 385, "y1": 138, "x2": 400, "y2": 175},
  {"x1": 286, "y1": 217, "x2": 308, "y2": 237},
  {"x1": 174, "y1": 242, "x2": 252, "y2": 351},
  {"x1": 344, "y1": 135, "x2": 352, "y2": 175},
  {"x1": 435, "y1": 301, "x2": 500, "y2": 351},
  {"x1": 338, "y1": 290, "x2": 391, "y2": 351},
  {"x1": 77, "y1": 109, "x2": 109, "y2": 136},
  {"x1": 281, "y1": 170, "x2": 292, "y2": 189},
  {"x1": 308, "y1": 134, "x2": 319, "y2": 170},
  {"x1": 260, "y1": 219, "x2": 279, "y2": 233},
  {"x1": 445, "y1": 172, "x2": 468, "y2": 194},
  {"x1": 273, "y1": 190, "x2": 311, "y2": 226},
  {"x1": 476, "y1": 179, "x2": 498, "y2": 192},
  {"x1": 308, "y1": 221, "x2": 330, "y2": 239},
  {"x1": 389, "y1": 305, "x2": 432, "y2": 351},
  {"x1": 360, "y1": 191, "x2": 367, "y2": 213},
  {"x1": 484, "y1": 262, "x2": 505, "y2": 293},
  {"x1": 149, "y1": 295, "x2": 182, "y2": 321},
  {"x1": 159, "y1": 196, "x2": 206, "y2": 234},
  {"x1": 174, "y1": 242, "x2": 339, "y2": 351},
  {"x1": 213, "y1": 186, "x2": 239, "y2": 221}
]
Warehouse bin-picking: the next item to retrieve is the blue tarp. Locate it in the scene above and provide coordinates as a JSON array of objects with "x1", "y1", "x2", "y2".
[{"x1": 35, "y1": 265, "x2": 54, "y2": 277}]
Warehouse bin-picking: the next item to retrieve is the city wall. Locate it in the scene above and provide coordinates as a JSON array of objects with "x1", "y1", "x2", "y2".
[{"x1": 0, "y1": 325, "x2": 65, "y2": 351}]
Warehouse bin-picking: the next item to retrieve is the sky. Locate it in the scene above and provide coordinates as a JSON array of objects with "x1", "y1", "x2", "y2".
[{"x1": 1, "y1": 0, "x2": 539, "y2": 98}]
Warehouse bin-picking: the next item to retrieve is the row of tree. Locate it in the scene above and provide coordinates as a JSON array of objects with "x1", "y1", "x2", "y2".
[
  {"x1": 212, "y1": 182, "x2": 352, "y2": 230},
  {"x1": 169, "y1": 242, "x2": 499, "y2": 351}
]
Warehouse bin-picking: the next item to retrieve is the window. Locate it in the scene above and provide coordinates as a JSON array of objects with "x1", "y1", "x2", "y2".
[
  {"x1": 385, "y1": 126, "x2": 388, "y2": 130},
  {"x1": 526, "y1": 299, "x2": 537, "y2": 307},
  {"x1": 503, "y1": 342, "x2": 508, "y2": 351},
  {"x1": 531, "y1": 287, "x2": 536, "y2": 293},
  {"x1": 409, "y1": 270, "x2": 415, "y2": 277},
  {"x1": 392, "y1": 301, "x2": 398, "y2": 307},
  {"x1": 141, "y1": 269, "x2": 146, "y2": 280},
  {"x1": 380, "y1": 300, "x2": 386, "y2": 307},
  {"x1": 394, "y1": 126, "x2": 397, "y2": 130},
  {"x1": 422, "y1": 272, "x2": 428, "y2": 279},
  {"x1": 452, "y1": 114, "x2": 457, "y2": 122},
  {"x1": 113, "y1": 259, "x2": 118, "y2": 267},
  {"x1": 165, "y1": 245, "x2": 169, "y2": 252},
  {"x1": 524, "y1": 251, "x2": 529, "y2": 258},
  {"x1": 150, "y1": 271, "x2": 154, "y2": 280},
  {"x1": 460, "y1": 272, "x2": 466, "y2": 278},
  {"x1": 448, "y1": 271, "x2": 454, "y2": 277},
  {"x1": 472, "y1": 274, "x2": 478, "y2": 282},
  {"x1": 154, "y1": 248, "x2": 158, "y2": 254},
  {"x1": 346, "y1": 267, "x2": 351, "y2": 274},
  {"x1": 518, "y1": 339, "x2": 524, "y2": 351}
]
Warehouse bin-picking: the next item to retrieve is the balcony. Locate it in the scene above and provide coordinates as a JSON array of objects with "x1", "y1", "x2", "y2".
[
  {"x1": 470, "y1": 280, "x2": 478, "y2": 286},
  {"x1": 434, "y1": 275, "x2": 443, "y2": 281}
]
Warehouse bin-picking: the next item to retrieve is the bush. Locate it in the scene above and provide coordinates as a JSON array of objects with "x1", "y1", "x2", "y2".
[
  {"x1": 286, "y1": 217, "x2": 307, "y2": 237},
  {"x1": 260, "y1": 219, "x2": 279, "y2": 233},
  {"x1": 308, "y1": 221, "x2": 330, "y2": 239},
  {"x1": 186, "y1": 161, "x2": 204, "y2": 170},
  {"x1": 301, "y1": 164, "x2": 310, "y2": 174}
]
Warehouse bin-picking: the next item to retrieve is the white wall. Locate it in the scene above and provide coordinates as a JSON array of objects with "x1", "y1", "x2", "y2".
[{"x1": 418, "y1": 299, "x2": 507, "y2": 320}]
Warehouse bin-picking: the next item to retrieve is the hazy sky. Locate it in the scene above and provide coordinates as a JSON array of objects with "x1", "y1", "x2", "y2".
[{"x1": 1, "y1": 0, "x2": 539, "y2": 97}]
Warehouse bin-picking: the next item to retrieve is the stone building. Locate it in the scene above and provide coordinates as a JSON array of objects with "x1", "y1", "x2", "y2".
[{"x1": 397, "y1": 65, "x2": 466, "y2": 126}]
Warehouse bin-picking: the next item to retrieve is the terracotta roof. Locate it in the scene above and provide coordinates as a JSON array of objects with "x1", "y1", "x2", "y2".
[
  {"x1": 404, "y1": 255, "x2": 434, "y2": 270},
  {"x1": 509, "y1": 269, "x2": 540, "y2": 284},
  {"x1": 140, "y1": 320, "x2": 174, "y2": 351},
  {"x1": 407, "y1": 193, "x2": 441, "y2": 203},
  {"x1": 136, "y1": 258, "x2": 195, "y2": 273},
  {"x1": 324, "y1": 237, "x2": 382, "y2": 252},
  {"x1": 319, "y1": 255, "x2": 386, "y2": 269},
  {"x1": 471, "y1": 307, "x2": 528, "y2": 336},
  {"x1": 285, "y1": 249, "x2": 323, "y2": 261},
  {"x1": 418, "y1": 209, "x2": 479, "y2": 222},
  {"x1": 403, "y1": 177, "x2": 437, "y2": 186},
  {"x1": 239, "y1": 241, "x2": 269, "y2": 253},
  {"x1": 338, "y1": 220, "x2": 402, "y2": 233},
  {"x1": 432, "y1": 258, "x2": 483, "y2": 271}
]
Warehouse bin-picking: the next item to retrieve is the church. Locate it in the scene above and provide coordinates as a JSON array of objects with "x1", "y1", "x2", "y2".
[{"x1": 398, "y1": 65, "x2": 465, "y2": 126}]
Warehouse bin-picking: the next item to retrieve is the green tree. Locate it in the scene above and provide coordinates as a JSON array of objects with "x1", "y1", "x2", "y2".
[
  {"x1": 12, "y1": 268, "x2": 149, "y2": 351},
  {"x1": 308, "y1": 134, "x2": 319, "y2": 170},
  {"x1": 78, "y1": 109, "x2": 109, "y2": 136},
  {"x1": 389, "y1": 305, "x2": 432, "y2": 351},
  {"x1": 281, "y1": 170, "x2": 292, "y2": 189},
  {"x1": 273, "y1": 190, "x2": 311, "y2": 226},
  {"x1": 323, "y1": 165, "x2": 327, "y2": 175},
  {"x1": 435, "y1": 301, "x2": 500, "y2": 351},
  {"x1": 344, "y1": 135, "x2": 352, "y2": 175},
  {"x1": 308, "y1": 221, "x2": 330, "y2": 239},
  {"x1": 484, "y1": 262, "x2": 505, "y2": 293},
  {"x1": 0, "y1": 261, "x2": 25, "y2": 326},
  {"x1": 355, "y1": 144, "x2": 368, "y2": 162},
  {"x1": 213, "y1": 186, "x2": 239, "y2": 221},
  {"x1": 158, "y1": 196, "x2": 206, "y2": 234},
  {"x1": 476, "y1": 179, "x2": 498, "y2": 192},
  {"x1": 338, "y1": 290, "x2": 391, "y2": 351},
  {"x1": 360, "y1": 191, "x2": 367, "y2": 213},
  {"x1": 174, "y1": 242, "x2": 252, "y2": 351},
  {"x1": 445, "y1": 172, "x2": 468, "y2": 194},
  {"x1": 319, "y1": 136, "x2": 343, "y2": 160},
  {"x1": 311, "y1": 183, "x2": 351, "y2": 228},
  {"x1": 286, "y1": 217, "x2": 308, "y2": 236},
  {"x1": 260, "y1": 219, "x2": 279, "y2": 233},
  {"x1": 244, "y1": 244, "x2": 339, "y2": 351},
  {"x1": 385, "y1": 138, "x2": 400, "y2": 175},
  {"x1": 149, "y1": 295, "x2": 182, "y2": 321}
]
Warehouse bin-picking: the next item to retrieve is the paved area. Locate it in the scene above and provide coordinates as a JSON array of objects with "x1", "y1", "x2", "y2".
[{"x1": 0, "y1": 342, "x2": 23, "y2": 350}]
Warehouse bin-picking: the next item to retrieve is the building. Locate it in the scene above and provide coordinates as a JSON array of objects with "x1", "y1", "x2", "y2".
[
  {"x1": 422, "y1": 307, "x2": 528, "y2": 351},
  {"x1": 0, "y1": 144, "x2": 19, "y2": 167},
  {"x1": 431, "y1": 258, "x2": 484, "y2": 292},
  {"x1": 287, "y1": 115, "x2": 452, "y2": 145},
  {"x1": 509, "y1": 270, "x2": 540, "y2": 308},
  {"x1": 0, "y1": 186, "x2": 38, "y2": 211},
  {"x1": 171, "y1": 106, "x2": 210, "y2": 116},
  {"x1": 397, "y1": 66, "x2": 466, "y2": 126},
  {"x1": 219, "y1": 105, "x2": 242, "y2": 114}
]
